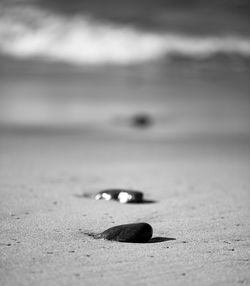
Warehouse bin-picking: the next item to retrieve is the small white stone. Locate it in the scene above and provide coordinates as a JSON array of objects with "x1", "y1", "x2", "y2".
[
  {"x1": 95, "y1": 193, "x2": 112, "y2": 200},
  {"x1": 95, "y1": 194, "x2": 102, "y2": 200},
  {"x1": 118, "y1": 192, "x2": 132, "y2": 203},
  {"x1": 102, "y1": 193, "x2": 112, "y2": 200}
]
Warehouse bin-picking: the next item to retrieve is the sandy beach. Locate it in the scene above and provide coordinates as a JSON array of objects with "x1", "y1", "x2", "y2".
[
  {"x1": 1, "y1": 1, "x2": 250, "y2": 285},
  {"x1": 0, "y1": 64, "x2": 250, "y2": 285}
]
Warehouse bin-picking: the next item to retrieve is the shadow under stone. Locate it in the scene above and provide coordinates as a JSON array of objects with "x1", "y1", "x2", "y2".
[
  {"x1": 83, "y1": 232, "x2": 176, "y2": 244},
  {"x1": 128, "y1": 199, "x2": 157, "y2": 204},
  {"x1": 148, "y1": 237, "x2": 176, "y2": 243}
]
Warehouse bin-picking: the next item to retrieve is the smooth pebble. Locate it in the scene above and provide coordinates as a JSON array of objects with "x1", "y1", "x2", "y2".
[
  {"x1": 93, "y1": 222, "x2": 153, "y2": 243},
  {"x1": 95, "y1": 189, "x2": 143, "y2": 203},
  {"x1": 131, "y1": 113, "x2": 153, "y2": 128}
]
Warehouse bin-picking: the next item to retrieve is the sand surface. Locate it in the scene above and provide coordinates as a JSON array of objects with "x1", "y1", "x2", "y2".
[{"x1": 0, "y1": 68, "x2": 250, "y2": 286}]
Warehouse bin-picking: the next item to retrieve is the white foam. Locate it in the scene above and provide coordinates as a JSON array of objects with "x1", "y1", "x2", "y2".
[{"x1": 0, "y1": 5, "x2": 250, "y2": 65}]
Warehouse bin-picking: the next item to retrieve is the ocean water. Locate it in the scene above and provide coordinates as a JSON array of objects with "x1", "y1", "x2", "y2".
[
  {"x1": 0, "y1": 0, "x2": 250, "y2": 65},
  {"x1": 0, "y1": 0, "x2": 249, "y2": 139}
]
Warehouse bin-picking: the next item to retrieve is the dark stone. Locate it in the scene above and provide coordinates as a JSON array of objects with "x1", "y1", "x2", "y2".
[
  {"x1": 95, "y1": 189, "x2": 143, "y2": 203},
  {"x1": 94, "y1": 223, "x2": 153, "y2": 243},
  {"x1": 131, "y1": 113, "x2": 153, "y2": 128}
]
